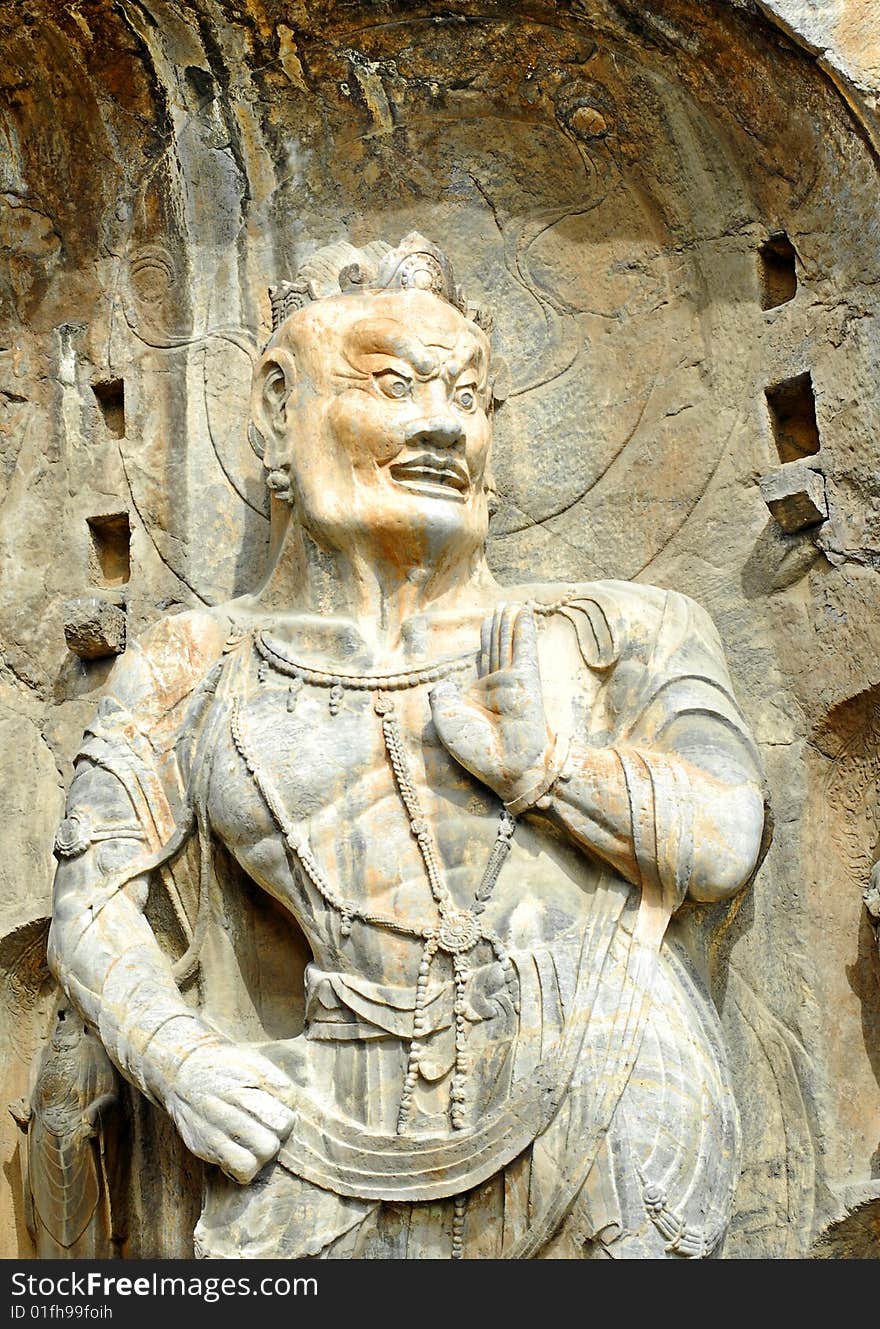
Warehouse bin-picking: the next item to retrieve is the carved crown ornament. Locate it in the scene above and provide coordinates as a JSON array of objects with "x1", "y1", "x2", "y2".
[{"x1": 266, "y1": 231, "x2": 495, "y2": 336}]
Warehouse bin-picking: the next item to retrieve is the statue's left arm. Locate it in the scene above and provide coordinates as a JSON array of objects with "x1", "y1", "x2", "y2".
[{"x1": 429, "y1": 593, "x2": 765, "y2": 907}]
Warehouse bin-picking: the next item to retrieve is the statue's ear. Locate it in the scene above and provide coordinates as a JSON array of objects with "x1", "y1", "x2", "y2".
[
  {"x1": 249, "y1": 346, "x2": 298, "y2": 467},
  {"x1": 484, "y1": 464, "x2": 500, "y2": 518}
]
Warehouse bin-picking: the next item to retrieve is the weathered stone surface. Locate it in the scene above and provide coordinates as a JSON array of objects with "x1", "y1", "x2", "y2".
[
  {"x1": 759, "y1": 462, "x2": 828, "y2": 532},
  {"x1": 47, "y1": 236, "x2": 767, "y2": 1259},
  {"x1": 811, "y1": 1182, "x2": 880, "y2": 1258},
  {"x1": 62, "y1": 598, "x2": 126, "y2": 660},
  {"x1": 753, "y1": 1, "x2": 880, "y2": 100},
  {"x1": 0, "y1": 0, "x2": 878, "y2": 1261}
]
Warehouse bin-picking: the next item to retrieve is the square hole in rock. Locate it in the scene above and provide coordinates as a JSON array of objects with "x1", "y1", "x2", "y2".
[
  {"x1": 765, "y1": 371, "x2": 820, "y2": 464},
  {"x1": 92, "y1": 378, "x2": 125, "y2": 439},
  {"x1": 87, "y1": 512, "x2": 130, "y2": 585},
  {"x1": 759, "y1": 232, "x2": 797, "y2": 310}
]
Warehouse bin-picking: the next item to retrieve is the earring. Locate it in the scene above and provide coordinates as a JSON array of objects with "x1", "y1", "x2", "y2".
[{"x1": 266, "y1": 467, "x2": 293, "y2": 504}]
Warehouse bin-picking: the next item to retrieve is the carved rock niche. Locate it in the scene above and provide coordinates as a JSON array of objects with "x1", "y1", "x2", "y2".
[{"x1": 1, "y1": 0, "x2": 879, "y2": 1261}]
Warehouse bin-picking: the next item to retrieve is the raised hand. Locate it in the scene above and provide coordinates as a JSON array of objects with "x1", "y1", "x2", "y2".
[
  {"x1": 161, "y1": 1040, "x2": 297, "y2": 1185},
  {"x1": 429, "y1": 604, "x2": 555, "y2": 809}
]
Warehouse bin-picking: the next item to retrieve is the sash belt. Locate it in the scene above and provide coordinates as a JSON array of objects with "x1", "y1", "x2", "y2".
[{"x1": 278, "y1": 1067, "x2": 555, "y2": 1202}]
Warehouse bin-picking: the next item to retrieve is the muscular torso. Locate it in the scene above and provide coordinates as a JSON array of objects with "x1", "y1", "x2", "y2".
[
  {"x1": 206, "y1": 613, "x2": 604, "y2": 992},
  {"x1": 50, "y1": 577, "x2": 754, "y2": 1247}
]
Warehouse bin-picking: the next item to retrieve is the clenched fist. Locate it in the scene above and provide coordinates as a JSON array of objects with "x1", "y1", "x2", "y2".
[{"x1": 160, "y1": 1039, "x2": 296, "y2": 1185}]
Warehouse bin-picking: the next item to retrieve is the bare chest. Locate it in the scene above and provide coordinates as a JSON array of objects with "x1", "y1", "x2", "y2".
[{"x1": 208, "y1": 683, "x2": 588, "y2": 973}]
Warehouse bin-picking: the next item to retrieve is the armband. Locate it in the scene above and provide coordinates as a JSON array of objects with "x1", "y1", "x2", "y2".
[{"x1": 54, "y1": 809, "x2": 145, "y2": 860}]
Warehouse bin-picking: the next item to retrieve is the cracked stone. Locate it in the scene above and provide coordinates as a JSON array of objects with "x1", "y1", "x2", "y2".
[
  {"x1": 62, "y1": 598, "x2": 127, "y2": 659},
  {"x1": 759, "y1": 462, "x2": 828, "y2": 533}
]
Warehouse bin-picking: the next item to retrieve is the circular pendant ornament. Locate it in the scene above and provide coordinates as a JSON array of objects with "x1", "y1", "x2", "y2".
[{"x1": 438, "y1": 909, "x2": 481, "y2": 955}]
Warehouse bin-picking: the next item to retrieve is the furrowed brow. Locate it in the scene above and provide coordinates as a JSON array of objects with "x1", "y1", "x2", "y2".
[
  {"x1": 345, "y1": 320, "x2": 440, "y2": 376},
  {"x1": 442, "y1": 338, "x2": 487, "y2": 385}
]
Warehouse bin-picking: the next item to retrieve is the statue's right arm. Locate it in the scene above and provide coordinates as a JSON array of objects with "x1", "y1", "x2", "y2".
[{"x1": 48, "y1": 614, "x2": 295, "y2": 1184}]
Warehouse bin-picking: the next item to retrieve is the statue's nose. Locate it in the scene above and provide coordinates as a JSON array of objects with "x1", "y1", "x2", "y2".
[{"x1": 404, "y1": 415, "x2": 465, "y2": 451}]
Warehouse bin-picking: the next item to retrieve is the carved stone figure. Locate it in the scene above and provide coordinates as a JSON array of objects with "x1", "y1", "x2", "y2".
[
  {"x1": 10, "y1": 1001, "x2": 121, "y2": 1258},
  {"x1": 48, "y1": 234, "x2": 766, "y2": 1259}
]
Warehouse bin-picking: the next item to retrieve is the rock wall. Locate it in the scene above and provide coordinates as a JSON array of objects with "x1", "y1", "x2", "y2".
[{"x1": 1, "y1": 0, "x2": 879, "y2": 1257}]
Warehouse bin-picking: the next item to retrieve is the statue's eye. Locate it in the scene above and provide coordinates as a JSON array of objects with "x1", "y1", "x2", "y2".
[
  {"x1": 455, "y1": 385, "x2": 477, "y2": 411},
  {"x1": 376, "y1": 372, "x2": 411, "y2": 400}
]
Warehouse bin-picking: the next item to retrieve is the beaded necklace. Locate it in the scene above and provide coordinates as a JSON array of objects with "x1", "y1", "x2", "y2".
[
  {"x1": 230, "y1": 638, "x2": 521, "y2": 1135},
  {"x1": 254, "y1": 629, "x2": 476, "y2": 691}
]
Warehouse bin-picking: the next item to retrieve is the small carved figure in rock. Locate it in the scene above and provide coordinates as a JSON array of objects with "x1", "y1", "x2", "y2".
[
  {"x1": 49, "y1": 234, "x2": 766, "y2": 1258},
  {"x1": 10, "y1": 1001, "x2": 121, "y2": 1258}
]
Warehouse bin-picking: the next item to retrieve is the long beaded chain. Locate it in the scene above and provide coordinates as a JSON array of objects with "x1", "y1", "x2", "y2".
[
  {"x1": 233, "y1": 602, "x2": 577, "y2": 1258},
  {"x1": 375, "y1": 689, "x2": 518, "y2": 1129},
  {"x1": 230, "y1": 673, "x2": 518, "y2": 1135}
]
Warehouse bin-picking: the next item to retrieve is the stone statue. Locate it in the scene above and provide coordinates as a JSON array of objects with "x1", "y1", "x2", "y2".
[
  {"x1": 10, "y1": 1000, "x2": 122, "y2": 1257},
  {"x1": 48, "y1": 234, "x2": 766, "y2": 1259}
]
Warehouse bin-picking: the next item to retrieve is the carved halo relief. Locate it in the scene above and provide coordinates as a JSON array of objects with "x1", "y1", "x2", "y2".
[{"x1": 115, "y1": 38, "x2": 758, "y2": 601}]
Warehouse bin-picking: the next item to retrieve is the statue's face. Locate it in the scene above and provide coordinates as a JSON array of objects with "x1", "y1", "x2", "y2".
[{"x1": 264, "y1": 289, "x2": 494, "y2": 567}]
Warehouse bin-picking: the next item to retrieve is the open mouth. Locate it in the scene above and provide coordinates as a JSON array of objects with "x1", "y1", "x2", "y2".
[{"x1": 389, "y1": 454, "x2": 469, "y2": 499}]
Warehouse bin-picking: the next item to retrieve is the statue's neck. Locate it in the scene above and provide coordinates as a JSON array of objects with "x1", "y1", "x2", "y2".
[{"x1": 249, "y1": 506, "x2": 496, "y2": 659}]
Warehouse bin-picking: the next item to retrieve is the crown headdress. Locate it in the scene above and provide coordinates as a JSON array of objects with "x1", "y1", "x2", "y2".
[{"x1": 268, "y1": 232, "x2": 493, "y2": 335}]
